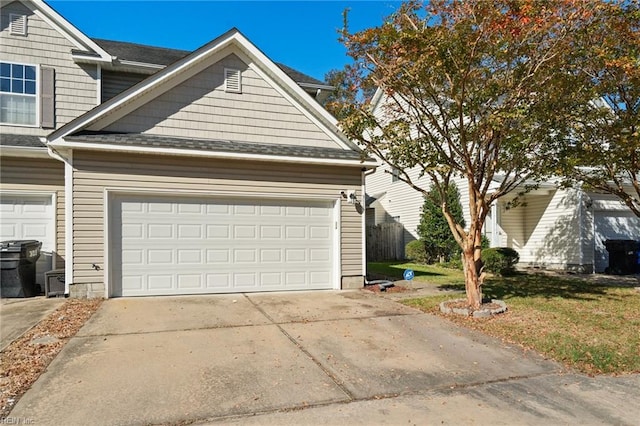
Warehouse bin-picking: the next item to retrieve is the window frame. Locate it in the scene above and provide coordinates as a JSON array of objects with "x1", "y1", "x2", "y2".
[
  {"x1": 0, "y1": 60, "x2": 39, "y2": 127},
  {"x1": 391, "y1": 167, "x2": 400, "y2": 183}
]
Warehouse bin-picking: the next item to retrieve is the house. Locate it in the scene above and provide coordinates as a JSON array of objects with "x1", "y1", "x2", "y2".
[
  {"x1": 1, "y1": 0, "x2": 374, "y2": 298},
  {"x1": 366, "y1": 91, "x2": 640, "y2": 273}
]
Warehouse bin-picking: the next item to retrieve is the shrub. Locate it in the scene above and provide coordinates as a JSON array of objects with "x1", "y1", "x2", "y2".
[
  {"x1": 441, "y1": 257, "x2": 463, "y2": 270},
  {"x1": 405, "y1": 240, "x2": 427, "y2": 264},
  {"x1": 417, "y1": 183, "x2": 465, "y2": 263},
  {"x1": 482, "y1": 247, "x2": 520, "y2": 276},
  {"x1": 481, "y1": 234, "x2": 491, "y2": 249}
]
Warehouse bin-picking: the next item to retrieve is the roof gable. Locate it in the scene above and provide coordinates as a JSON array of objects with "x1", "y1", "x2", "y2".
[
  {"x1": 95, "y1": 53, "x2": 338, "y2": 149},
  {"x1": 48, "y1": 28, "x2": 356, "y2": 152},
  {"x1": 2, "y1": 0, "x2": 111, "y2": 62}
]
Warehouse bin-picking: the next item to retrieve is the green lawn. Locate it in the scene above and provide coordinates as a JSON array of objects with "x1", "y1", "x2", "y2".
[
  {"x1": 367, "y1": 261, "x2": 465, "y2": 286},
  {"x1": 369, "y1": 262, "x2": 640, "y2": 375}
]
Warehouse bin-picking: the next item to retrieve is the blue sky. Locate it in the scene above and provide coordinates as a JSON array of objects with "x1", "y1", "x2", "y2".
[{"x1": 48, "y1": 1, "x2": 403, "y2": 81}]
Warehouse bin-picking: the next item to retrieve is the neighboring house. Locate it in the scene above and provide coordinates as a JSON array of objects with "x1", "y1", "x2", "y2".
[
  {"x1": 1, "y1": 0, "x2": 374, "y2": 298},
  {"x1": 366, "y1": 91, "x2": 640, "y2": 273}
]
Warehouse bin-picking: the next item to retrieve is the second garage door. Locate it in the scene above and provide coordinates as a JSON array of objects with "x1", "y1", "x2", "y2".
[
  {"x1": 594, "y1": 210, "x2": 640, "y2": 273},
  {"x1": 111, "y1": 195, "x2": 336, "y2": 296},
  {"x1": 0, "y1": 194, "x2": 55, "y2": 286}
]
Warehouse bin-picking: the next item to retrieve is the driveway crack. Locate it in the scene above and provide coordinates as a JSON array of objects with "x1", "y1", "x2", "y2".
[{"x1": 243, "y1": 293, "x2": 356, "y2": 401}]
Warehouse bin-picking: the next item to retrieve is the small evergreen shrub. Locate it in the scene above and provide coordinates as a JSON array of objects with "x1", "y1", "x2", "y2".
[
  {"x1": 405, "y1": 240, "x2": 427, "y2": 264},
  {"x1": 482, "y1": 247, "x2": 520, "y2": 275},
  {"x1": 481, "y1": 234, "x2": 491, "y2": 249},
  {"x1": 418, "y1": 183, "x2": 465, "y2": 263}
]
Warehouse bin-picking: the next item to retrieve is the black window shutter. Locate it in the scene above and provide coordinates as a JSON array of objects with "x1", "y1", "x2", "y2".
[{"x1": 40, "y1": 67, "x2": 55, "y2": 128}]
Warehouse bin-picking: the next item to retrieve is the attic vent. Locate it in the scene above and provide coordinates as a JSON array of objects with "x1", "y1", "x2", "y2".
[
  {"x1": 9, "y1": 14, "x2": 27, "y2": 36},
  {"x1": 224, "y1": 68, "x2": 241, "y2": 93}
]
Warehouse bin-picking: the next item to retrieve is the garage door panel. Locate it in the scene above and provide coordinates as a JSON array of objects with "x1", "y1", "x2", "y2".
[
  {"x1": 207, "y1": 273, "x2": 231, "y2": 289},
  {"x1": 1, "y1": 194, "x2": 55, "y2": 287},
  {"x1": 594, "y1": 211, "x2": 640, "y2": 273},
  {"x1": 113, "y1": 196, "x2": 334, "y2": 296},
  {"x1": 149, "y1": 275, "x2": 173, "y2": 290}
]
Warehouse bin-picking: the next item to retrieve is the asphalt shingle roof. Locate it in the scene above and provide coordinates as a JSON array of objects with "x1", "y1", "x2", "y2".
[
  {"x1": 90, "y1": 38, "x2": 326, "y2": 86},
  {"x1": 66, "y1": 133, "x2": 372, "y2": 163},
  {"x1": 0, "y1": 134, "x2": 46, "y2": 148}
]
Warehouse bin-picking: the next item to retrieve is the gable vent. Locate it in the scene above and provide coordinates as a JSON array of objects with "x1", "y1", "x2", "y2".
[
  {"x1": 9, "y1": 14, "x2": 27, "y2": 36},
  {"x1": 224, "y1": 68, "x2": 242, "y2": 93}
]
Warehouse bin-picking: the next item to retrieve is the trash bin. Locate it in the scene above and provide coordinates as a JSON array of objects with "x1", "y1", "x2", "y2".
[
  {"x1": 0, "y1": 240, "x2": 42, "y2": 298},
  {"x1": 604, "y1": 240, "x2": 640, "y2": 275},
  {"x1": 44, "y1": 269, "x2": 66, "y2": 297}
]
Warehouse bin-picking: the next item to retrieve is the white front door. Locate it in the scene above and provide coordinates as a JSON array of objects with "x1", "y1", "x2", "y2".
[{"x1": 111, "y1": 195, "x2": 335, "y2": 296}]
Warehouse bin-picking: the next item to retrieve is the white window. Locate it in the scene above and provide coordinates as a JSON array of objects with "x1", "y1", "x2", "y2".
[
  {"x1": 0, "y1": 62, "x2": 37, "y2": 126},
  {"x1": 9, "y1": 14, "x2": 27, "y2": 36},
  {"x1": 391, "y1": 167, "x2": 400, "y2": 183}
]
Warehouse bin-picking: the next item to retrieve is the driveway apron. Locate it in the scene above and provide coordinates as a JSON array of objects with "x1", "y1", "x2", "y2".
[{"x1": 9, "y1": 290, "x2": 636, "y2": 425}]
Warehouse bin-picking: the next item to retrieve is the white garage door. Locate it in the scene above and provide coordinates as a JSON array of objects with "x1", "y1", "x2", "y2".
[
  {"x1": 594, "y1": 211, "x2": 640, "y2": 273},
  {"x1": 112, "y1": 195, "x2": 335, "y2": 297},
  {"x1": 0, "y1": 194, "x2": 55, "y2": 286}
]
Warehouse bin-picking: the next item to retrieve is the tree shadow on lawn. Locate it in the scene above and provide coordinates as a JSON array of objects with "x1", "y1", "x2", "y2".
[{"x1": 438, "y1": 272, "x2": 636, "y2": 302}]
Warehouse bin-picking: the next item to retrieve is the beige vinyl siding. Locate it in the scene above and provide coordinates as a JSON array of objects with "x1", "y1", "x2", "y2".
[
  {"x1": 101, "y1": 71, "x2": 147, "y2": 102},
  {"x1": 0, "y1": 156, "x2": 65, "y2": 263},
  {"x1": 0, "y1": 1, "x2": 98, "y2": 135},
  {"x1": 71, "y1": 151, "x2": 363, "y2": 289},
  {"x1": 102, "y1": 54, "x2": 338, "y2": 149}
]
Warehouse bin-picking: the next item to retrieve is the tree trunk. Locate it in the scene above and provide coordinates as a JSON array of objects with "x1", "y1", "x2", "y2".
[{"x1": 462, "y1": 240, "x2": 483, "y2": 309}]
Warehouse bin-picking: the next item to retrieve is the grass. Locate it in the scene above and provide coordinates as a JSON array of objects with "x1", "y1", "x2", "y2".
[
  {"x1": 367, "y1": 261, "x2": 465, "y2": 286},
  {"x1": 369, "y1": 262, "x2": 640, "y2": 375}
]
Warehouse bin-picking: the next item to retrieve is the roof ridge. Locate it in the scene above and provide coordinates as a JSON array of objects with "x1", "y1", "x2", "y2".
[{"x1": 91, "y1": 37, "x2": 190, "y2": 55}]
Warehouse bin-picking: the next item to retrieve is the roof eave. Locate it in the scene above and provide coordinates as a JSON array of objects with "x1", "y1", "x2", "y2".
[
  {"x1": 0, "y1": 145, "x2": 51, "y2": 159},
  {"x1": 49, "y1": 140, "x2": 377, "y2": 169}
]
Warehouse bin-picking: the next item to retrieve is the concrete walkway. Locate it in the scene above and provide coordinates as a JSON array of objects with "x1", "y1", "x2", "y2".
[
  {"x1": 8, "y1": 291, "x2": 640, "y2": 425},
  {"x1": 0, "y1": 296, "x2": 65, "y2": 351}
]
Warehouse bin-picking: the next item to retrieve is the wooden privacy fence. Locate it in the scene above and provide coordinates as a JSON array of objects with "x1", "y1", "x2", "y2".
[{"x1": 366, "y1": 222, "x2": 404, "y2": 261}]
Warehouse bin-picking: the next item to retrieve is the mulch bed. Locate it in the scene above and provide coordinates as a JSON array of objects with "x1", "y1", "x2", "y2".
[{"x1": 0, "y1": 298, "x2": 102, "y2": 418}]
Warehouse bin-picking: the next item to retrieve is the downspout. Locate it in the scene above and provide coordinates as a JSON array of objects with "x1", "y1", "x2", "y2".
[
  {"x1": 45, "y1": 141, "x2": 73, "y2": 296},
  {"x1": 96, "y1": 64, "x2": 102, "y2": 105},
  {"x1": 576, "y1": 186, "x2": 585, "y2": 273},
  {"x1": 491, "y1": 202, "x2": 499, "y2": 247},
  {"x1": 362, "y1": 167, "x2": 377, "y2": 283}
]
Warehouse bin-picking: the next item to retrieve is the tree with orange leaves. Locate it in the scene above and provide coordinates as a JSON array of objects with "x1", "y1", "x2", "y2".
[
  {"x1": 556, "y1": 0, "x2": 639, "y2": 217},
  {"x1": 337, "y1": 0, "x2": 597, "y2": 309}
]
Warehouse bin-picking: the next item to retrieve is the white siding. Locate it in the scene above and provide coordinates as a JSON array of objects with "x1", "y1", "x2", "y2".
[
  {"x1": 497, "y1": 188, "x2": 587, "y2": 270},
  {"x1": 0, "y1": 1, "x2": 99, "y2": 135},
  {"x1": 102, "y1": 54, "x2": 338, "y2": 149},
  {"x1": 365, "y1": 160, "x2": 478, "y2": 248},
  {"x1": 366, "y1": 164, "x2": 428, "y2": 246}
]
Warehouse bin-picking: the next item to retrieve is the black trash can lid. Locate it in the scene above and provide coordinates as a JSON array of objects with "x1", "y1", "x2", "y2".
[{"x1": 0, "y1": 240, "x2": 42, "y2": 251}]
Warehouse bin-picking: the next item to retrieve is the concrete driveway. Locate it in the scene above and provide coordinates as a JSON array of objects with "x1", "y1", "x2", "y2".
[
  {"x1": 0, "y1": 296, "x2": 65, "y2": 351},
  {"x1": 9, "y1": 290, "x2": 640, "y2": 425}
]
